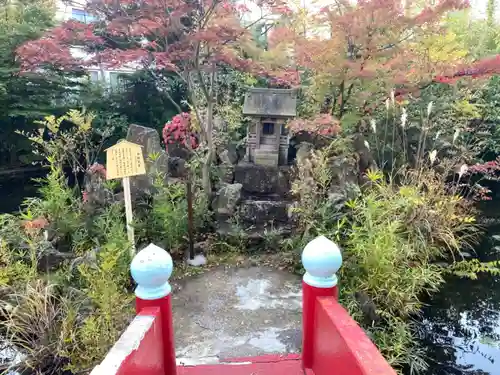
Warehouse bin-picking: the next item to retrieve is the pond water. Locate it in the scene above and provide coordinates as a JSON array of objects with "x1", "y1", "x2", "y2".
[
  {"x1": 420, "y1": 222, "x2": 500, "y2": 375},
  {"x1": 0, "y1": 168, "x2": 44, "y2": 213}
]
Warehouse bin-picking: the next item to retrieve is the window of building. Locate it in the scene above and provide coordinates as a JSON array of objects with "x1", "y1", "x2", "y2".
[
  {"x1": 262, "y1": 122, "x2": 275, "y2": 135},
  {"x1": 89, "y1": 71, "x2": 99, "y2": 82},
  {"x1": 71, "y1": 8, "x2": 96, "y2": 23},
  {"x1": 109, "y1": 72, "x2": 127, "y2": 91}
]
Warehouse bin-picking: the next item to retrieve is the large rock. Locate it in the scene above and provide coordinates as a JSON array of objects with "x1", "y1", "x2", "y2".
[
  {"x1": 166, "y1": 143, "x2": 191, "y2": 159},
  {"x1": 234, "y1": 163, "x2": 290, "y2": 196},
  {"x1": 239, "y1": 200, "x2": 289, "y2": 224},
  {"x1": 295, "y1": 142, "x2": 314, "y2": 163},
  {"x1": 126, "y1": 124, "x2": 168, "y2": 197},
  {"x1": 37, "y1": 243, "x2": 75, "y2": 272},
  {"x1": 328, "y1": 156, "x2": 358, "y2": 189},
  {"x1": 218, "y1": 143, "x2": 240, "y2": 165},
  {"x1": 212, "y1": 183, "x2": 242, "y2": 215},
  {"x1": 218, "y1": 164, "x2": 235, "y2": 185},
  {"x1": 168, "y1": 156, "x2": 187, "y2": 178},
  {"x1": 83, "y1": 165, "x2": 112, "y2": 211}
]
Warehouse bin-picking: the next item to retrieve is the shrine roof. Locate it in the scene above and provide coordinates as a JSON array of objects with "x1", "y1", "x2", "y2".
[{"x1": 243, "y1": 88, "x2": 297, "y2": 117}]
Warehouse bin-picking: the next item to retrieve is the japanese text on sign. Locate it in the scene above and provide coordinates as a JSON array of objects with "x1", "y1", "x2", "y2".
[{"x1": 106, "y1": 141, "x2": 146, "y2": 180}]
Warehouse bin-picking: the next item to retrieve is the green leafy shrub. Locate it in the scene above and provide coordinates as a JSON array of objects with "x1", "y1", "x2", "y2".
[
  {"x1": 290, "y1": 137, "x2": 358, "y2": 241},
  {"x1": 338, "y1": 168, "x2": 479, "y2": 370},
  {"x1": 135, "y1": 169, "x2": 189, "y2": 252},
  {"x1": 0, "y1": 204, "x2": 134, "y2": 374},
  {"x1": 287, "y1": 130, "x2": 487, "y2": 372},
  {"x1": 17, "y1": 109, "x2": 109, "y2": 172},
  {"x1": 22, "y1": 162, "x2": 84, "y2": 242},
  {"x1": 0, "y1": 153, "x2": 135, "y2": 374},
  {"x1": 0, "y1": 237, "x2": 34, "y2": 289},
  {"x1": 63, "y1": 219, "x2": 133, "y2": 372}
]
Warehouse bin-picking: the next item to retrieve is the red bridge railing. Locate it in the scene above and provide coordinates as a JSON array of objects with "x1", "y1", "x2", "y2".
[{"x1": 90, "y1": 237, "x2": 396, "y2": 375}]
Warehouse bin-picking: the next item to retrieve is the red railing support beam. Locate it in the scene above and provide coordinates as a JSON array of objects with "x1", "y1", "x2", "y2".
[{"x1": 302, "y1": 281, "x2": 338, "y2": 368}]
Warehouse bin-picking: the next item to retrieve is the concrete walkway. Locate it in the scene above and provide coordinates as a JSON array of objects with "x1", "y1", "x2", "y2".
[{"x1": 171, "y1": 266, "x2": 303, "y2": 365}]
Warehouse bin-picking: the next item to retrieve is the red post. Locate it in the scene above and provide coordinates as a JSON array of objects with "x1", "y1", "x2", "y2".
[
  {"x1": 302, "y1": 281, "x2": 338, "y2": 368},
  {"x1": 301, "y1": 236, "x2": 342, "y2": 370},
  {"x1": 131, "y1": 244, "x2": 177, "y2": 375}
]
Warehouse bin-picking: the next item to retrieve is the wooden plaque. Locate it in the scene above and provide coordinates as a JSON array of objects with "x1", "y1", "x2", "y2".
[{"x1": 105, "y1": 140, "x2": 146, "y2": 180}]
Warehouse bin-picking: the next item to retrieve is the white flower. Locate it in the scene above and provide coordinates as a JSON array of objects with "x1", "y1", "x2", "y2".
[
  {"x1": 458, "y1": 164, "x2": 468, "y2": 179},
  {"x1": 370, "y1": 119, "x2": 377, "y2": 133},
  {"x1": 364, "y1": 140, "x2": 370, "y2": 150},
  {"x1": 429, "y1": 150, "x2": 437, "y2": 164},
  {"x1": 427, "y1": 102, "x2": 433, "y2": 117},
  {"x1": 401, "y1": 108, "x2": 407, "y2": 129},
  {"x1": 453, "y1": 128, "x2": 460, "y2": 144}
]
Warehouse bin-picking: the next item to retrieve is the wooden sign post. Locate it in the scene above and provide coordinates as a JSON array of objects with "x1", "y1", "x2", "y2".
[{"x1": 105, "y1": 140, "x2": 146, "y2": 255}]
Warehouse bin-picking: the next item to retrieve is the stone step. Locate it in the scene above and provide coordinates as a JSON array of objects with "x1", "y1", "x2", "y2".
[
  {"x1": 239, "y1": 200, "x2": 290, "y2": 224},
  {"x1": 234, "y1": 162, "x2": 291, "y2": 197},
  {"x1": 216, "y1": 221, "x2": 293, "y2": 243},
  {"x1": 241, "y1": 193, "x2": 287, "y2": 201}
]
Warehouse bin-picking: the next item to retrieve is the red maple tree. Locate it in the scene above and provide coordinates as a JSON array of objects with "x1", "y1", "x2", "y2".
[
  {"x1": 266, "y1": 0, "x2": 500, "y2": 132},
  {"x1": 17, "y1": 0, "x2": 292, "y2": 196},
  {"x1": 18, "y1": 0, "x2": 500, "y2": 157}
]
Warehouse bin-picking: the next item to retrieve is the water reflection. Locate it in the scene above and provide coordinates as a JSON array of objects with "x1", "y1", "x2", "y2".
[
  {"x1": 420, "y1": 225, "x2": 500, "y2": 375},
  {"x1": 0, "y1": 170, "x2": 43, "y2": 213}
]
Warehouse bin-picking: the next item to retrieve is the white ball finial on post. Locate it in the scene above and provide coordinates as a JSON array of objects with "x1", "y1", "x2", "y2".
[
  {"x1": 301, "y1": 235, "x2": 342, "y2": 288},
  {"x1": 131, "y1": 243, "x2": 174, "y2": 300}
]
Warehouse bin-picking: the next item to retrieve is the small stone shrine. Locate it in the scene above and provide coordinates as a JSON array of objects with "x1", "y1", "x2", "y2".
[
  {"x1": 213, "y1": 89, "x2": 299, "y2": 242},
  {"x1": 243, "y1": 88, "x2": 297, "y2": 166}
]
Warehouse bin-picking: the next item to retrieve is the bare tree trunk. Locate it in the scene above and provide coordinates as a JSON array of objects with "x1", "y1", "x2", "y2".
[
  {"x1": 200, "y1": 65, "x2": 216, "y2": 203},
  {"x1": 201, "y1": 97, "x2": 214, "y2": 201}
]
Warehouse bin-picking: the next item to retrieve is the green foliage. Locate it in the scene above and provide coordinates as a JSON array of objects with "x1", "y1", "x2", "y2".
[
  {"x1": 338, "y1": 170, "x2": 478, "y2": 364},
  {"x1": 291, "y1": 137, "x2": 357, "y2": 240},
  {"x1": 18, "y1": 109, "x2": 117, "y2": 176},
  {"x1": 80, "y1": 70, "x2": 186, "y2": 135},
  {"x1": 1, "y1": 280, "x2": 80, "y2": 375},
  {"x1": 63, "y1": 205, "x2": 133, "y2": 372},
  {"x1": 0, "y1": 0, "x2": 85, "y2": 167},
  {"x1": 213, "y1": 69, "x2": 257, "y2": 149},
  {"x1": 366, "y1": 86, "x2": 493, "y2": 174},
  {"x1": 469, "y1": 76, "x2": 500, "y2": 155},
  {"x1": 136, "y1": 179, "x2": 188, "y2": 253},
  {"x1": 0, "y1": 158, "x2": 134, "y2": 374},
  {"x1": 397, "y1": 77, "x2": 500, "y2": 159},
  {"x1": 0, "y1": 236, "x2": 33, "y2": 287},
  {"x1": 22, "y1": 162, "x2": 83, "y2": 241},
  {"x1": 287, "y1": 132, "x2": 488, "y2": 372},
  {"x1": 448, "y1": 259, "x2": 500, "y2": 279},
  {"x1": 446, "y1": 9, "x2": 500, "y2": 59}
]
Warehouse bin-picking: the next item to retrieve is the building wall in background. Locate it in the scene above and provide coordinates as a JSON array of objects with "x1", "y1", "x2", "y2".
[{"x1": 55, "y1": 0, "x2": 135, "y2": 89}]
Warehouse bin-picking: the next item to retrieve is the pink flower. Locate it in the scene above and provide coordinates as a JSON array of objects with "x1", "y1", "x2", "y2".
[
  {"x1": 89, "y1": 163, "x2": 107, "y2": 178},
  {"x1": 163, "y1": 113, "x2": 199, "y2": 150}
]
